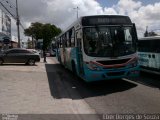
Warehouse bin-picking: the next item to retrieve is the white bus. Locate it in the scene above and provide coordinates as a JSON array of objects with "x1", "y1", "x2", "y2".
[
  {"x1": 56, "y1": 15, "x2": 139, "y2": 82},
  {"x1": 138, "y1": 36, "x2": 160, "y2": 74}
]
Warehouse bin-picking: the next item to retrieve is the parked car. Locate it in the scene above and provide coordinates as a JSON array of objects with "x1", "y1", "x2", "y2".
[
  {"x1": 45, "y1": 51, "x2": 50, "y2": 57},
  {"x1": 0, "y1": 48, "x2": 40, "y2": 65},
  {"x1": 50, "y1": 49, "x2": 56, "y2": 56},
  {"x1": 27, "y1": 49, "x2": 41, "y2": 56}
]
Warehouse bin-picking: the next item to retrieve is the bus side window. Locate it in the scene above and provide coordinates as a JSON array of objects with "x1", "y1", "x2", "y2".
[
  {"x1": 56, "y1": 41, "x2": 57, "y2": 48},
  {"x1": 57, "y1": 39, "x2": 59, "y2": 48},
  {"x1": 69, "y1": 31, "x2": 71, "y2": 47},
  {"x1": 64, "y1": 33, "x2": 67, "y2": 47},
  {"x1": 66, "y1": 32, "x2": 70, "y2": 47},
  {"x1": 70, "y1": 28, "x2": 75, "y2": 47},
  {"x1": 59, "y1": 38, "x2": 61, "y2": 48},
  {"x1": 60, "y1": 37, "x2": 63, "y2": 48}
]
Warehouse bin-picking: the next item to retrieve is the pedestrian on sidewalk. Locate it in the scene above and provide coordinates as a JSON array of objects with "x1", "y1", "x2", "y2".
[{"x1": 43, "y1": 50, "x2": 47, "y2": 63}]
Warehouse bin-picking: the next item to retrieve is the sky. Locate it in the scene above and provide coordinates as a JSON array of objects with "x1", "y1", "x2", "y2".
[
  {"x1": 98, "y1": 0, "x2": 160, "y2": 7},
  {"x1": 1, "y1": 0, "x2": 160, "y2": 40}
]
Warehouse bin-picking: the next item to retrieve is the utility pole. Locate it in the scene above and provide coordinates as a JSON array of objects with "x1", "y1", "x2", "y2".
[
  {"x1": 144, "y1": 26, "x2": 148, "y2": 37},
  {"x1": 74, "y1": 6, "x2": 79, "y2": 19},
  {"x1": 16, "y1": 0, "x2": 21, "y2": 48}
]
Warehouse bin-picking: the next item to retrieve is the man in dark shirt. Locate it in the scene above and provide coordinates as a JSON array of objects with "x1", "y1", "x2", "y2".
[{"x1": 43, "y1": 47, "x2": 47, "y2": 63}]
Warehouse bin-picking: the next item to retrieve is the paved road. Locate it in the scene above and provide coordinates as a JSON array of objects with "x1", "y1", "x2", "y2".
[
  {"x1": 0, "y1": 57, "x2": 160, "y2": 120},
  {"x1": 46, "y1": 58, "x2": 160, "y2": 114}
]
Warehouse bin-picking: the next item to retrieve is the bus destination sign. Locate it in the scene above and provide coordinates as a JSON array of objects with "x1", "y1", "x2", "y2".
[{"x1": 82, "y1": 16, "x2": 132, "y2": 26}]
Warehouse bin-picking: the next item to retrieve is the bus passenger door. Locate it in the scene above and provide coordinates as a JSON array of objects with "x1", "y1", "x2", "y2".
[{"x1": 76, "y1": 31, "x2": 84, "y2": 76}]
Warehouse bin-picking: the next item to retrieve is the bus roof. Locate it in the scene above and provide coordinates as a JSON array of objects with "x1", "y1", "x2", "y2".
[
  {"x1": 56, "y1": 15, "x2": 132, "y2": 40},
  {"x1": 80, "y1": 15, "x2": 129, "y2": 19},
  {"x1": 138, "y1": 36, "x2": 160, "y2": 41}
]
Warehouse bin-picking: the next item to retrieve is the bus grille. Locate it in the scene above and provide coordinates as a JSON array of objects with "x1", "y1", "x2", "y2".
[
  {"x1": 97, "y1": 58, "x2": 130, "y2": 65},
  {"x1": 107, "y1": 71, "x2": 125, "y2": 76}
]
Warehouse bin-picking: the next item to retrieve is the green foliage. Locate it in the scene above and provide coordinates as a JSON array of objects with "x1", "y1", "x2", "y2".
[
  {"x1": 148, "y1": 31, "x2": 158, "y2": 36},
  {"x1": 144, "y1": 31, "x2": 158, "y2": 37},
  {"x1": 24, "y1": 22, "x2": 62, "y2": 50},
  {"x1": 24, "y1": 22, "x2": 43, "y2": 40},
  {"x1": 27, "y1": 38, "x2": 32, "y2": 49},
  {"x1": 42, "y1": 24, "x2": 61, "y2": 50}
]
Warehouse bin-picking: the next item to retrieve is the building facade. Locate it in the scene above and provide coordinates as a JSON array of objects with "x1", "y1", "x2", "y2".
[{"x1": 0, "y1": 9, "x2": 12, "y2": 50}]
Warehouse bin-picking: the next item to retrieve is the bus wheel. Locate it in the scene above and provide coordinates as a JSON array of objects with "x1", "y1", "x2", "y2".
[
  {"x1": 72, "y1": 62, "x2": 77, "y2": 75},
  {"x1": 0, "y1": 58, "x2": 3, "y2": 65}
]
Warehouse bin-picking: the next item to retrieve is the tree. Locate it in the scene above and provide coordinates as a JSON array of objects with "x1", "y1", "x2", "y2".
[
  {"x1": 24, "y1": 22, "x2": 61, "y2": 49},
  {"x1": 144, "y1": 26, "x2": 158, "y2": 37},
  {"x1": 144, "y1": 26, "x2": 149, "y2": 37},
  {"x1": 144, "y1": 30, "x2": 148, "y2": 37},
  {"x1": 24, "y1": 22, "x2": 43, "y2": 40},
  {"x1": 144, "y1": 31, "x2": 158, "y2": 37},
  {"x1": 148, "y1": 31, "x2": 158, "y2": 36},
  {"x1": 42, "y1": 24, "x2": 61, "y2": 50},
  {"x1": 24, "y1": 22, "x2": 43, "y2": 48},
  {"x1": 27, "y1": 38, "x2": 32, "y2": 49}
]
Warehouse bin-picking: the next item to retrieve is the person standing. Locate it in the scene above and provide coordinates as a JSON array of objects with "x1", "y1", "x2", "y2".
[{"x1": 43, "y1": 50, "x2": 47, "y2": 62}]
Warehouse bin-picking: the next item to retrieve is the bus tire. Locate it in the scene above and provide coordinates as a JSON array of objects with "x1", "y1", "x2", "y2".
[
  {"x1": 0, "y1": 58, "x2": 3, "y2": 65},
  {"x1": 72, "y1": 61, "x2": 77, "y2": 75},
  {"x1": 59, "y1": 56, "x2": 62, "y2": 64}
]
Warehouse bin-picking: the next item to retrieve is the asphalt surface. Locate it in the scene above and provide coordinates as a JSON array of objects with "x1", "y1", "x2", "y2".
[
  {"x1": 0, "y1": 57, "x2": 160, "y2": 120},
  {"x1": 46, "y1": 58, "x2": 160, "y2": 114}
]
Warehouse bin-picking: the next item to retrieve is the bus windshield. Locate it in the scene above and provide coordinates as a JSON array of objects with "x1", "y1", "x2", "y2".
[{"x1": 83, "y1": 26, "x2": 136, "y2": 57}]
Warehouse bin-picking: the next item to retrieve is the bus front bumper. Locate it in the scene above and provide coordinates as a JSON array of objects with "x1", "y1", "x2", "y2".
[{"x1": 83, "y1": 66, "x2": 139, "y2": 82}]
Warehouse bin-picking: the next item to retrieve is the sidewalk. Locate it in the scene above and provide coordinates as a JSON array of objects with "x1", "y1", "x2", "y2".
[
  {"x1": 0, "y1": 57, "x2": 69, "y2": 113},
  {"x1": 0, "y1": 57, "x2": 96, "y2": 115}
]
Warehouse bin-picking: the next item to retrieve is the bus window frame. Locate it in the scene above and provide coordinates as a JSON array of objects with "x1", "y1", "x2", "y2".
[{"x1": 70, "y1": 28, "x2": 75, "y2": 47}]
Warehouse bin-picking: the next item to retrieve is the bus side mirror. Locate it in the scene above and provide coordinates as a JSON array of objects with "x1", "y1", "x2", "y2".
[
  {"x1": 132, "y1": 23, "x2": 138, "y2": 50},
  {"x1": 133, "y1": 23, "x2": 138, "y2": 42}
]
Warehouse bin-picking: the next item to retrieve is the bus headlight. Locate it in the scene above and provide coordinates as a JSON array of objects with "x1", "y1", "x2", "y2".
[
  {"x1": 131, "y1": 61, "x2": 138, "y2": 67},
  {"x1": 86, "y1": 62, "x2": 101, "y2": 71}
]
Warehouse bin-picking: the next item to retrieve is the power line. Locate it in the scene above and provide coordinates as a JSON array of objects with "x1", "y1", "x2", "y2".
[
  {"x1": 0, "y1": 0, "x2": 17, "y2": 17},
  {"x1": 4, "y1": 0, "x2": 16, "y2": 9},
  {"x1": 0, "y1": 0, "x2": 25, "y2": 29},
  {"x1": 1, "y1": 0, "x2": 16, "y2": 11},
  {"x1": 20, "y1": 21, "x2": 24, "y2": 30},
  {"x1": 0, "y1": 1, "x2": 16, "y2": 19},
  {"x1": 0, "y1": 0, "x2": 24, "y2": 48},
  {"x1": 4, "y1": 0, "x2": 25, "y2": 30}
]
